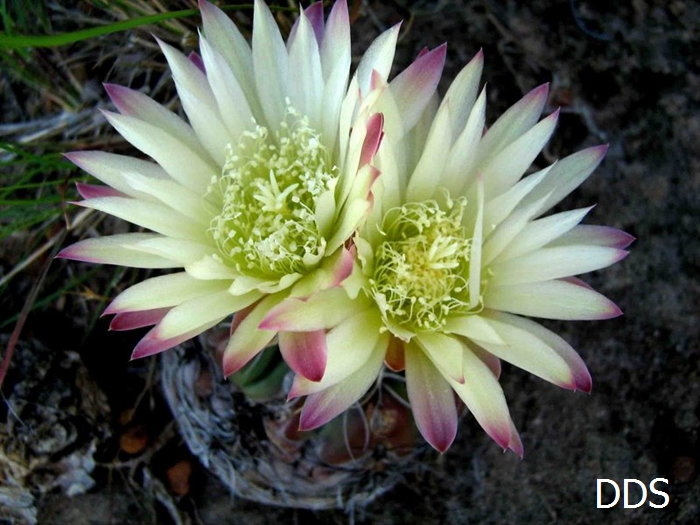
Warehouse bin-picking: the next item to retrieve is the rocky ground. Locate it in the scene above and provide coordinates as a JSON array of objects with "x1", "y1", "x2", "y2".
[{"x1": 1, "y1": 0, "x2": 699, "y2": 523}]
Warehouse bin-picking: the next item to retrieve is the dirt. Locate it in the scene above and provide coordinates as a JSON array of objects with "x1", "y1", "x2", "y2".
[{"x1": 2, "y1": 0, "x2": 699, "y2": 523}]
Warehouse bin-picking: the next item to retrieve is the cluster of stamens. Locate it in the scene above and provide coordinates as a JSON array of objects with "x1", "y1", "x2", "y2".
[
  {"x1": 210, "y1": 107, "x2": 336, "y2": 278},
  {"x1": 369, "y1": 198, "x2": 473, "y2": 332}
]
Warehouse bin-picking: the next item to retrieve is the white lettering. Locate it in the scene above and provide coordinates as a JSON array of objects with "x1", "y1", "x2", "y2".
[
  {"x1": 623, "y1": 479, "x2": 647, "y2": 508},
  {"x1": 648, "y1": 478, "x2": 670, "y2": 509},
  {"x1": 597, "y1": 479, "x2": 620, "y2": 508}
]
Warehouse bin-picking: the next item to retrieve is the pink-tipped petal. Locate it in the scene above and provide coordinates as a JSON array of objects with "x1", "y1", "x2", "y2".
[
  {"x1": 222, "y1": 294, "x2": 284, "y2": 377},
  {"x1": 388, "y1": 43, "x2": 446, "y2": 132},
  {"x1": 131, "y1": 325, "x2": 211, "y2": 359},
  {"x1": 479, "y1": 312, "x2": 593, "y2": 392},
  {"x1": 450, "y1": 345, "x2": 517, "y2": 452},
  {"x1": 477, "y1": 83, "x2": 549, "y2": 167},
  {"x1": 298, "y1": 337, "x2": 385, "y2": 430},
  {"x1": 279, "y1": 330, "x2": 327, "y2": 382},
  {"x1": 76, "y1": 183, "x2": 125, "y2": 200},
  {"x1": 520, "y1": 145, "x2": 608, "y2": 215},
  {"x1": 56, "y1": 234, "x2": 180, "y2": 269},
  {"x1": 109, "y1": 308, "x2": 170, "y2": 331},
  {"x1": 359, "y1": 113, "x2": 384, "y2": 167},
  {"x1": 508, "y1": 422, "x2": 524, "y2": 458},
  {"x1": 484, "y1": 279, "x2": 623, "y2": 320},
  {"x1": 405, "y1": 343, "x2": 458, "y2": 453},
  {"x1": 188, "y1": 51, "x2": 206, "y2": 73},
  {"x1": 261, "y1": 286, "x2": 370, "y2": 332},
  {"x1": 304, "y1": 1, "x2": 325, "y2": 44},
  {"x1": 553, "y1": 225, "x2": 636, "y2": 249}
]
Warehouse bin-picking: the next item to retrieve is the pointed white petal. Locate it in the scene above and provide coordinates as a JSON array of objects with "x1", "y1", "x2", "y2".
[
  {"x1": 57, "y1": 233, "x2": 180, "y2": 268},
  {"x1": 481, "y1": 311, "x2": 592, "y2": 391},
  {"x1": 476, "y1": 84, "x2": 548, "y2": 167},
  {"x1": 65, "y1": 151, "x2": 167, "y2": 203},
  {"x1": 405, "y1": 342, "x2": 457, "y2": 453},
  {"x1": 519, "y1": 145, "x2": 608, "y2": 215},
  {"x1": 105, "y1": 272, "x2": 229, "y2": 313},
  {"x1": 253, "y1": 0, "x2": 289, "y2": 129},
  {"x1": 199, "y1": 0, "x2": 261, "y2": 118},
  {"x1": 442, "y1": 50, "x2": 484, "y2": 136},
  {"x1": 484, "y1": 279, "x2": 622, "y2": 320},
  {"x1": 415, "y1": 332, "x2": 465, "y2": 384},
  {"x1": 481, "y1": 192, "x2": 556, "y2": 266},
  {"x1": 449, "y1": 344, "x2": 519, "y2": 452},
  {"x1": 405, "y1": 99, "x2": 452, "y2": 202},
  {"x1": 481, "y1": 110, "x2": 559, "y2": 198},
  {"x1": 549, "y1": 224, "x2": 635, "y2": 249},
  {"x1": 386, "y1": 44, "x2": 446, "y2": 132},
  {"x1": 482, "y1": 165, "x2": 551, "y2": 230},
  {"x1": 469, "y1": 176, "x2": 484, "y2": 308},
  {"x1": 299, "y1": 335, "x2": 386, "y2": 430},
  {"x1": 77, "y1": 196, "x2": 204, "y2": 240},
  {"x1": 494, "y1": 206, "x2": 594, "y2": 262},
  {"x1": 199, "y1": 35, "x2": 254, "y2": 142},
  {"x1": 441, "y1": 88, "x2": 487, "y2": 195},
  {"x1": 159, "y1": 39, "x2": 230, "y2": 164},
  {"x1": 102, "y1": 110, "x2": 216, "y2": 194},
  {"x1": 355, "y1": 24, "x2": 400, "y2": 96},
  {"x1": 489, "y1": 245, "x2": 629, "y2": 285},
  {"x1": 288, "y1": 10, "x2": 323, "y2": 128},
  {"x1": 444, "y1": 314, "x2": 505, "y2": 345},
  {"x1": 104, "y1": 84, "x2": 208, "y2": 159}
]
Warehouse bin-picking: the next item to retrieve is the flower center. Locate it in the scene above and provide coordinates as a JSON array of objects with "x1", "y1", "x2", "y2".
[
  {"x1": 210, "y1": 107, "x2": 337, "y2": 279},
  {"x1": 369, "y1": 198, "x2": 473, "y2": 332}
]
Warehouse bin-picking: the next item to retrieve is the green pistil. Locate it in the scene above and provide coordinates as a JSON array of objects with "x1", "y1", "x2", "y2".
[
  {"x1": 370, "y1": 198, "x2": 473, "y2": 332},
  {"x1": 210, "y1": 107, "x2": 337, "y2": 278}
]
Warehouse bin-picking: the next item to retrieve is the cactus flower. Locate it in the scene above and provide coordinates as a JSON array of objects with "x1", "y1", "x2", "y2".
[
  {"x1": 262, "y1": 50, "x2": 632, "y2": 454},
  {"x1": 59, "y1": 0, "x2": 441, "y2": 380}
]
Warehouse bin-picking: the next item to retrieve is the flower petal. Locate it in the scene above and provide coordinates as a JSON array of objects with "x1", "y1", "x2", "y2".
[
  {"x1": 102, "y1": 110, "x2": 216, "y2": 194},
  {"x1": 550, "y1": 224, "x2": 636, "y2": 249},
  {"x1": 476, "y1": 83, "x2": 548, "y2": 167},
  {"x1": 134, "y1": 290, "x2": 261, "y2": 358},
  {"x1": 222, "y1": 293, "x2": 285, "y2": 376},
  {"x1": 253, "y1": 0, "x2": 289, "y2": 129},
  {"x1": 299, "y1": 334, "x2": 386, "y2": 430},
  {"x1": 261, "y1": 286, "x2": 370, "y2": 331},
  {"x1": 405, "y1": 342, "x2": 458, "y2": 453},
  {"x1": 288, "y1": 308, "x2": 383, "y2": 397},
  {"x1": 449, "y1": 344, "x2": 520, "y2": 454},
  {"x1": 519, "y1": 145, "x2": 608, "y2": 216},
  {"x1": 405, "y1": 97, "x2": 453, "y2": 202},
  {"x1": 492, "y1": 206, "x2": 594, "y2": 263},
  {"x1": 199, "y1": 0, "x2": 260, "y2": 117},
  {"x1": 279, "y1": 330, "x2": 327, "y2": 382},
  {"x1": 478, "y1": 311, "x2": 592, "y2": 391},
  {"x1": 442, "y1": 50, "x2": 484, "y2": 136},
  {"x1": 64, "y1": 151, "x2": 167, "y2": 202},
  {"x1": 110, "y1": 308, "x2": 170, "y2": 331},
  {"x1": 105, "y1": 272, "x2": 230, "y2": 314},
  {"x1": 386, "y1": 44, "x2": 446, "y2": 133},
  {"x1": 489, "y1": 245, "x2": 629, "y2": 285},
  {"x1": 199, "y1": 35, "x2": 254, "y2": 142},
  {"x1": 75, "y1": 196, "x2": 205, "y2": 240},
  {"x1": 416, "y1": 332, "x2": 465, "y2": 384},
  {"x1": 158, "y1": 38, "x2": 230, "y2": 164},
  {"x1": 288, "y1": 8, "x2": 323, "y2": 128},
  {"x1": 57, "y1": 233, "x2": 180, "y2": 268},
  {"x1": 484, "y1": 279, "x2": 622, "y2": 320},
  {"x1": 481, "y1": 109, "x2": 559, "y2": 198},
  {"x1": 355, "y1": 24, "x2": 400, "y2": 96},
  {"x1": 104, "y1": 84, "x2": 208, "y2": 159}
]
